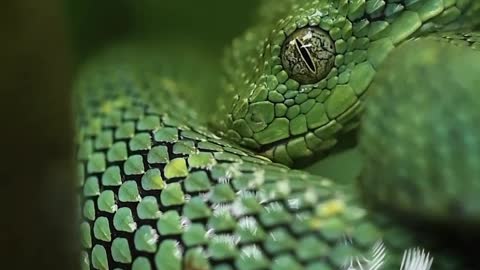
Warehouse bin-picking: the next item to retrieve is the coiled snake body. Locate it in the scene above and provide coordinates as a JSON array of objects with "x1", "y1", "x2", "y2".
[{"x1": 76, "y1": 0, "x2": 480, "y2": 269}]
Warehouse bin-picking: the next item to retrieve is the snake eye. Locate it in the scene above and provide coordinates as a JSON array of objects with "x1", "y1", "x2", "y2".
[{"x1": 281, "y1": 27, "x2": 335, "y2": 84}]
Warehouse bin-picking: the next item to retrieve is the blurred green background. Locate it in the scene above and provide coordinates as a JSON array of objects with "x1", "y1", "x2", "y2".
[{"x1": 65, "y1": 0, "x2": 259, "y2": 64}]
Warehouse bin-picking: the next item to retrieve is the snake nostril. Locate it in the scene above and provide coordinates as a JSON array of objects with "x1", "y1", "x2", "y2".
[{"x1": 250, "y1": 113, "x2": 263, "y2": 123}]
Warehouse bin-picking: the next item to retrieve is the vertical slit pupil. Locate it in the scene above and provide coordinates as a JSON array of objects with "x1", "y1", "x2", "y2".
[{"x1": 295, "y1": 38, "x2": 316, "y2": 73}]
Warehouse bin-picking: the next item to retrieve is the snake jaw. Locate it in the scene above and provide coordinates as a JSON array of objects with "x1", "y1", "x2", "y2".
[
  {"x1": 220, "y1": 77, "x2": 369, "y2": 165},
  {"x1": 219, "y1": 103, "x2": 364, "y2": 166}
]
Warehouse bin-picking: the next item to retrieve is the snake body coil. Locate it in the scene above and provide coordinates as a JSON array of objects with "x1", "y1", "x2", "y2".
[{"x1": 76, "y1": 0, "x2": 480, "y2": 269}]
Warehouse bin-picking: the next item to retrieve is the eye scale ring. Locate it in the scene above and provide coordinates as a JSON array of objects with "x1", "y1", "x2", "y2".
[{"x1": 281, "y1": 27, "x2": 335, "y2": 84}]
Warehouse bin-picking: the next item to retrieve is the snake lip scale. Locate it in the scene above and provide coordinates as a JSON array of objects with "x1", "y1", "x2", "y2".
[{"x1": 254, "y1": 92, "x2": 368, "y2": 164}]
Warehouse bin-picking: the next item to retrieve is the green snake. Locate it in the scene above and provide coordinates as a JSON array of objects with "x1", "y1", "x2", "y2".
[{"x1": 76, "y1": 0, "x2": 480, "y2": 269}]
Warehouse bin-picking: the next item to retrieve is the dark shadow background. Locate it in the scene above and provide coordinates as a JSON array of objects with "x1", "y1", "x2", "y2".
[
  {"x1": 65, "y1": 0, "x2": 260, "y2": 64},
  {"x1": 0, "y1": 1, "x2": 75, "y2": 269}
]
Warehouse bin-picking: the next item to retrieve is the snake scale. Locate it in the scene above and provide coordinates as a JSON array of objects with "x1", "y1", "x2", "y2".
[{"x1": 76, "y1": 0, "x2": 480, "y2": 269}]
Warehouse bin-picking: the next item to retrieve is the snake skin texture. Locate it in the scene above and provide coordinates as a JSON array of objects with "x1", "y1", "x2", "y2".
[
  {"x1": 359, "y1": 35, "x2": 480, "y2": 228},
  {"x1": 76, "y1": 0, "x2": 480, "y2": 269},
  {"x1": 76, "y1": 50, "x2": 471, "y2": 269}
]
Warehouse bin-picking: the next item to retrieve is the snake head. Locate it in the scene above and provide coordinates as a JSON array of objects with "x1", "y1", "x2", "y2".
[{"x1": 215, "y1": 0, "x2": 479, "y2": 165}]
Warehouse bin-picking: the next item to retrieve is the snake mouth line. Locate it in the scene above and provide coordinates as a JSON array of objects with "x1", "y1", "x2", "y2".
[
  {"x1": 256, "y1": 133, "x2": 326, "y2": 166},
  {"x1": 244, "y1": 85, "x2": 368, "y2": 165},
  {"x1": 257, "y1": 133, "x2": 305, "y2": 153},
  {"x1": 253, "y1": 124, "x2": 359, "y2": 167}
]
